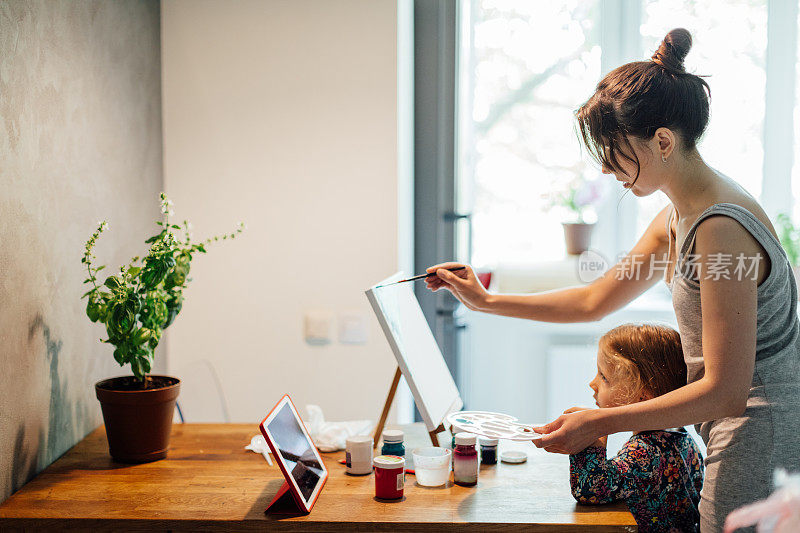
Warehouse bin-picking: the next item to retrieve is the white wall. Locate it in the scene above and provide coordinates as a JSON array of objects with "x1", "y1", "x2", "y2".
[{"x1": 161, "y1": 0, "x2": 411, "y2": 424}]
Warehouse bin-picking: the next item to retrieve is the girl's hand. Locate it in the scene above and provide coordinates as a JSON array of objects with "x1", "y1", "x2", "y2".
[
  {"x1": 424, "y1": 262, "x2": 490, "y2": 311},
  {"x1": 531, "y1": 408, "x2": 604, "y2": 454}
]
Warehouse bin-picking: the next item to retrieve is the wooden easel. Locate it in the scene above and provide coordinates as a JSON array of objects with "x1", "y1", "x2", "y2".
[{"x1": 372, "y1": 366, "x2": 447, "y2": 449}]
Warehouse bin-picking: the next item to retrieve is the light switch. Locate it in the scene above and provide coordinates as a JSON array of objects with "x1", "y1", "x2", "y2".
[
  {"x1": 338, "y1": 312, "x2": 368, "y2": 345},
  {"x1": 304, "y1": 311, "x2": 333, "y2": 346}
]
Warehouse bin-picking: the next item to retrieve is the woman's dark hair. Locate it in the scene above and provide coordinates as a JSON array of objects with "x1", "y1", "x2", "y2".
[{"x1": 575, "y1": 28, "x2": 711, "y2": 184}]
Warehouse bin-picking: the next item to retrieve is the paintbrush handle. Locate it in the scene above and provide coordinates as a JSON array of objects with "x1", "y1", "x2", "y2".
[
  {"x1": 374, "y1": 266, "x2": 467, "y2": 288},
  {"x1": 403, "y1": 266, "x2": 465, "y2": 283}
]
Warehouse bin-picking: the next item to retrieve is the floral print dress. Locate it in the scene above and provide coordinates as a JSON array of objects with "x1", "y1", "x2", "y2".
[{"x1": 569, "y1": 428, "x2": 704, "y2": 533}]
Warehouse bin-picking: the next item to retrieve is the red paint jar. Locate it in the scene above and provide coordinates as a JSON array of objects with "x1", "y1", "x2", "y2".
[{"x1": 373, "y1": 455, "x2": 405, "y2": 500}]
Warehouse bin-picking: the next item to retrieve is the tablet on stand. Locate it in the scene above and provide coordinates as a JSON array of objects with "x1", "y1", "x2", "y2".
[{"x1": 259, "y1": 395, "x2": 328, "y2": 515}]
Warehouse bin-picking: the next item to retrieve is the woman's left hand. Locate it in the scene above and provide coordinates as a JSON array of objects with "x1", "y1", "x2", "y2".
[{"x1": 532, "y1": 408, "x2": 604, "y2": 454}]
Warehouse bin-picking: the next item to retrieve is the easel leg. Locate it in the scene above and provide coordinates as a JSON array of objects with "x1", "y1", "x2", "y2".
[
  {"x1": 428, "y1": 424, "x2": 446, "y2": 447},
  {"x1": 373, "y1": 366, "x2": 402, "y2": 448}
]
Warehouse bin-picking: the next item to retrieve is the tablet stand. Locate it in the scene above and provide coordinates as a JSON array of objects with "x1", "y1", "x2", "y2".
[
  {"x1": 265, "y1": 481, "x2": 307, "y2": 515},
  {"x1": 372, "y1": 366, "x2": 447, "y2": 449}
]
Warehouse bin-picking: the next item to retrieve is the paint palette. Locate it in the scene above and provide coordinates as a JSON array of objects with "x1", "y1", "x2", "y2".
[{"x1": 446, "y1": 411, "x2": 544, "y2": 442}]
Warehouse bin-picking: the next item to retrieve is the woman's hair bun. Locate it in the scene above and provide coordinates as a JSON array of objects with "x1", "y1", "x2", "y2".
[{"x1": 651, "y1": 28, "x2": 692, "y2": 73}]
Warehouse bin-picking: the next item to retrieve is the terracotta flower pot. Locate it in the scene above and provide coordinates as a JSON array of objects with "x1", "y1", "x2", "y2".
[
  {"x1": 95, "y1": 375, "x2": 180, "y2": 463},
  {"x1": 562, "y1": 222, "x2": 595, "y2": 255}
]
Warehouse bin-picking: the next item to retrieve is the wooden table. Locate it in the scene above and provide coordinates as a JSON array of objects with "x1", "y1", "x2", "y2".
[{"x1": 0, "y1": 423, "x2": 636, "y2": 531}]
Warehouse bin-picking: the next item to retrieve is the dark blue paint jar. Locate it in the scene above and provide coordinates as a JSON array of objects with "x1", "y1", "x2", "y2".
[{"x1": 479, "y1": 437, "x2": 498, "y2": 465}]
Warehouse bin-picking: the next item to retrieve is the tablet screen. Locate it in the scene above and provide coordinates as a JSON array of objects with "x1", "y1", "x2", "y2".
[{"x1": 266, "y1": 401, "x2": 325, "y2": 502}]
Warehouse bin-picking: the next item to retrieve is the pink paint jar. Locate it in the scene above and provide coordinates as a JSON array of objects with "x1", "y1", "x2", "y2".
[
  {"x1": 373, "y1": 455, "x2": 405, "y2": 500},
  {"x1": 453, "y1": 432, "x2": 478, "y2": 487}
]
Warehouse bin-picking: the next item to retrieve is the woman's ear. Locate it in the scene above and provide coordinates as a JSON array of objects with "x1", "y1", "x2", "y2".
[{"x1": 654, "y1": 127, "x2": 676, "y2": 159}]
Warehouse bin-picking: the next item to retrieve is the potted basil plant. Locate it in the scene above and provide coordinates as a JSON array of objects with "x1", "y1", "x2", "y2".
[{"x1": 82, "y1": 193, "x2": 243, "y2": 462}]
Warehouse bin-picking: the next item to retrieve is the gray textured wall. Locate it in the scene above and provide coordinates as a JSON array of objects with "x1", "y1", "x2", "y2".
[{"x1": 0, "y1": 0, "x2": 163, "y2": 503}]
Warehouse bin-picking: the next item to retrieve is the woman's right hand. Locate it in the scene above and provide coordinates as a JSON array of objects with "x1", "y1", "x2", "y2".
[
  {"x1": 424, "y1": 262, "x2": 491, "y2": 312},
  {"x1": 562, "y1": 407, "x2": 607, "y2": 448}
]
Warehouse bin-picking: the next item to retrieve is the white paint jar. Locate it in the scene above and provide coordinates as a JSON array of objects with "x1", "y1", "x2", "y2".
[{"x1": 345, "y1": 435, "x2": 373, "y2": 475}]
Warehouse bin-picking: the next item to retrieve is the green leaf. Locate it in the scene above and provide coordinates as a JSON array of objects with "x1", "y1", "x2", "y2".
[
  {"x1": 126, "y1": 266, "x2": 141, "y2": 277},
  {"x1": 104, "y1": 275, "x2": 122, "y2": 290},
  {"x1": 97, "y1": 303, "x2": 108, "y2": 322},
  {"x1": 140, "y1": 353, "x2": 152, "y2": 374},
  {"x1": 95, "y1": 265, "x2": 105, "y2": 272},
  {"x1": 148, "y1": 335, "x2": 160, "y2": 350},
  {"x1": 777, "y1": 213, "x2": 799, "y2": 266},
  {"x1": 113, "y1": 346, "x2": 127, "y2": 366},
  {"x1": 164, "y1": 267, "x2": 187, "y2": 289},
  {"x1": 109, "y1": 304, "x2": 135, "y2": 336},
  {"x1": 132, "y1": 327, "x2": 153, "y2": 345},
  {"x1": 171, "y1": 224, "x2": 181, "y2": 229},
  {"x1": 86, "y1": 301, "x2": 100, "y2": 322},
  {"x1": 141, "y1": 296, "x2": 169, "y2": 329},
  {"x1": 131, "y1": 358, "x2": 145, "y2": 381},
  {"x1": 141, "y1": 265, "x2": 167, "y2": 290},
  {"x1": 145, "y1": 230, "x2": 167, "y2": 243}
]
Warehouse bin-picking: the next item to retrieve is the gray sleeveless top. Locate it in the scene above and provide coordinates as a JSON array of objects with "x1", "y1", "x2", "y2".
[{"x1": 665, "y1": 202, "x2": 800, "y2": 529}]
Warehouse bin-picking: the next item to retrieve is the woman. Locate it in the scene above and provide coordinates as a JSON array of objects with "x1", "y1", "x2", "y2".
[{"x1": 426, "y1": 29, "x2": 800, "y2": 532}]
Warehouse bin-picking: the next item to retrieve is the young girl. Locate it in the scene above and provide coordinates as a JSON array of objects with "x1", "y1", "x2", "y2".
[{"x1": 569, "y1": 323, "x2": 704, "y2": 532}]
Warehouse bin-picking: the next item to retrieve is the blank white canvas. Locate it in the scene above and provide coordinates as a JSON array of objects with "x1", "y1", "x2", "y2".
[{"x1": 365, "y1": 273, "x2": 463, "y2": 431}]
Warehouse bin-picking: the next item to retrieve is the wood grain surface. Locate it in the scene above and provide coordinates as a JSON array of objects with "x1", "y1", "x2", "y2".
[{"x1": 0, "y1": 423, "x2": 636, "y2": 531}]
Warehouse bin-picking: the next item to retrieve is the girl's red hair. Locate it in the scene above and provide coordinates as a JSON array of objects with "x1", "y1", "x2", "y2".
[{"x1": 599, "y1": 323, "x2": 686, "y2": 404}]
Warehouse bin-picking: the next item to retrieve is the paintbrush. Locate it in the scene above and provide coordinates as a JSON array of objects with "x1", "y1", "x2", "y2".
[{"x1": 374, "y1": 267, "x2": 466, "y2": 288}]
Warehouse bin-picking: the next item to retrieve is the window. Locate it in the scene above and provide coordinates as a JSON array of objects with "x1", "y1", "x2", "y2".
[
  {"x1": 459, "y1": 1, "x2": 601, "y2": 267},
  {"x1": 637, "y1": 0, "x2": 768, "y2": 235},
  {"x1": 459, "y1": 0, "x2": 798, "y2": 269},
  {"x1": 793, "y1": 4, "x2": 800, "y2": 221}
]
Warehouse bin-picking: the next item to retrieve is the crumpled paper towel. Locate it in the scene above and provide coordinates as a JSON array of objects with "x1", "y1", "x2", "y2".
[
  {"x1": 244, "y1": 434, "x2": 273, "y2": 465},
  {"x1": 305, "y1": 404, "x2": 373, "y2": 452}
]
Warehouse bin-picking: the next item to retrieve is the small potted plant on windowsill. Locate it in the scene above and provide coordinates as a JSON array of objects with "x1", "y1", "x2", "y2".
[
  {"x1": 545, "y1": 176, "x2": 605, "y2": 255},
  {"x1": 82, "y1": 193, "x2": 243, "y2": 463},
  {"x1": 777, "y1": 213, "x2": 800, "y2": 299}
]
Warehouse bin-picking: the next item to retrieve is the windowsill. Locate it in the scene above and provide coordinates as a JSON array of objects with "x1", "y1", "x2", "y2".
[
  {"x1": 488, "y1": 257, "x2": 589, "y2": 293},
  {"x1": 485, "y1": 258, "x2": 674, "y2": 314}
]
